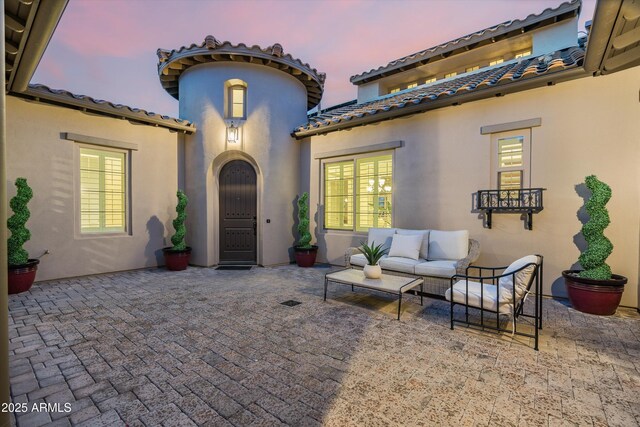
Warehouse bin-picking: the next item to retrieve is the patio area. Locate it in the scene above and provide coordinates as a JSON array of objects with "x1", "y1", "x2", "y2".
[{"x1": 7, "y1": 265, "x2": 640, "y2": 426}]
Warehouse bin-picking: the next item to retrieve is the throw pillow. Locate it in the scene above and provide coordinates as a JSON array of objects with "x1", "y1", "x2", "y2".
[{"x1": 388, "y1": 234, "x2": 423, "y2": 260}]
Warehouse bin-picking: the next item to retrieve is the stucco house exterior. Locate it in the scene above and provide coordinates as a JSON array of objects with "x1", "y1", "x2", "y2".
[
  {"x1": 1, "y1": 0, "x2": 639, "y2": 420},
  {"x1": 1, "y1": 0, "x2": 638, "y2": 305}
]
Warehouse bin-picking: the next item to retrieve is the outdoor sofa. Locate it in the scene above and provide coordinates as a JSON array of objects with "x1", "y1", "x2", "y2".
[{"x1": 345, "y1": 228, "x2": 480, "y2": 297}]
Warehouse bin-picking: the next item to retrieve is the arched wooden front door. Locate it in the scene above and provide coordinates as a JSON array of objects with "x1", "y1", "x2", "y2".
[{"x1": 219, "y1": 160, "x2": 257, "y2": 263}]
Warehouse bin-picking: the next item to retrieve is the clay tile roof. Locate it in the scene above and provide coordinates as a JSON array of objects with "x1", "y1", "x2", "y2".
[
  {"x1": 350, "y1": 0, "x2": 582, "y2": 85},
  {"x1": 295, "y1": 47, "x2": 585, "y2": 138},
  {"x1": 19, "y1": 84, "x2": 195, "y2": 133},
  {"x1": 157, "y1": 36, "x2": 326, "y2": 110}
]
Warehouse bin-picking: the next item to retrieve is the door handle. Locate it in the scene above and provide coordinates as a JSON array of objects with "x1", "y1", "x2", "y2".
[{"x1": 253, "y1": 216, "x2": 257, "y2": 235}]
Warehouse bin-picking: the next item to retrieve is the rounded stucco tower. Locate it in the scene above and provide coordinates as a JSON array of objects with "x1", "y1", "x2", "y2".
[{"x1": 157, "y1": 36, "x2": 325, "y2": 266}]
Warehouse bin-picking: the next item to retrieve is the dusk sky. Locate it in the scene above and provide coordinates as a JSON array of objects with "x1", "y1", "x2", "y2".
[{"x1": 33, "y1": 0, "x2": 596, "y2": 118}]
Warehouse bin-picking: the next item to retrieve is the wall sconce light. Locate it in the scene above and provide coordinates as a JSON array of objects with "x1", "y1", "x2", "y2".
[{"x1": 226, "y1": 121, "x2": 240, "y2": 144}]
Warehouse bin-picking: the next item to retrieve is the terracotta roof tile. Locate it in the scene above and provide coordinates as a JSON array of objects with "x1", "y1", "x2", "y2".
[
  {"x1": 295, "y1": 47, "x2": 585, "y2": 137},
  {"x1": 20, "y1": 84, "x2": 195, "y2": 133},
  {"x1": 157, "y1": 36, "x2": 325, "y2": 110},
  {"x1": 350, "y1": 0, "x2": 581, "y2": 85}
]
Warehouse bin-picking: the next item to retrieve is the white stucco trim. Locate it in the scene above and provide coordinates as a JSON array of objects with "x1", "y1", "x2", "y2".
[
  {"x1": 480, "y1": 118, "x2": 542, "y2": 135},
  {"x1": 314, "y1": 140, "x2": 403, "y2": 159},
  {"x1": 62, "y1": 132, "x2": 139, "y2": 151}
]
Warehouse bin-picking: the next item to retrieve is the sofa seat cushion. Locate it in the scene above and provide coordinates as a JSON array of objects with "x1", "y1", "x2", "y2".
[
  {"x1": 428, "y1": 230, "x2": 469, "y2": 261},
  {"x1": 380, "y1": 257, "x2": 425, "y2": 274},
  {"x1": 445, "y1": 280, "x2": 513, "y2": 314},
  {"x1": 367, "y1": 228, "x2": 397, "y2": 251},
  {"x1": 396, "y1": 229, "x2": 430, "y2": 259},
  {"x1": 350, "y1": 253, "x2": 388, "y2": 267},
  {"x1": 415, "y1": 260, "x2": 457, "y2": 278}
]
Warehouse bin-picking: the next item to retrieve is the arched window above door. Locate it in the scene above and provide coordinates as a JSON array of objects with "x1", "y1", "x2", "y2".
[{"x1": 225, "y1": 79, "x2": 247, "y2": 120}]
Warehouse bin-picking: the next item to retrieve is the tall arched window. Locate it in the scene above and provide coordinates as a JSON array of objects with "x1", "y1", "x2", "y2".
[{"x1": 226, "y1": 81, "x2": 247, "y2": 120}]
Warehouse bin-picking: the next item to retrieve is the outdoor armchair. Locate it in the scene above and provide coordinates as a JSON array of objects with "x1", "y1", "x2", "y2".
[{"x1": 446, "y1": 254, "x2": 543, "y2": 350}]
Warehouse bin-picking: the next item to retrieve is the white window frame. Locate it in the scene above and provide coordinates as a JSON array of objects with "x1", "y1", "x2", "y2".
[
  {"x1": 321, "y1": 151, "x2": 394, "y2": 233},
  {"x1": 490, "y1": 129, "x2": 531, "y2": 190},
  {"x1": 75, "y1": 144, "x2": 131, "y2": 237},
  {"x1": 227, "y1": 84, "x2": 247, "y2": 120}
]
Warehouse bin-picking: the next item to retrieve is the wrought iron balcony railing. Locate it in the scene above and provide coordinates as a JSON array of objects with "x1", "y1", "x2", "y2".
[{"x1": 476, "y1": 188, "x2": 546, "y2": 230}]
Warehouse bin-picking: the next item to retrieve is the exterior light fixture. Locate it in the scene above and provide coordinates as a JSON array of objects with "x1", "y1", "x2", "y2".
[{"x1": 227, "y1": 122, "x2": 240, "y2": 144}]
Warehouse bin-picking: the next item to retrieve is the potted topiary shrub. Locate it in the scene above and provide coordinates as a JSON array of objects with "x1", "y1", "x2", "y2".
[
  {"x1": 294, "y1": 192, "x2": 318, "y2": 267},
  {"x1": 562, "y1": 175, "x2": 627, "y2": 315},
  {"x1": 162, "y1": 190, "x2": 191, "y2": 271},
  {"x1": 359, "y1": 241, "x2": 387, "y2": 279},
  {"x1": 7, "y1": 178, "x2": 39, "y2": 294}
]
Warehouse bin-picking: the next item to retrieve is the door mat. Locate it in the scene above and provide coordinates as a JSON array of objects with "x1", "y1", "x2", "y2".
[
  {"x1": 215, "y1": 266, "x2": 253, "y2": 271},
  {"x1": 280, "y1": 300, "x2": 302, "y2": 307}
]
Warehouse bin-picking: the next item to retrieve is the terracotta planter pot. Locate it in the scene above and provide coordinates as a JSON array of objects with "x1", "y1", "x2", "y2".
[
  {"x1": 563, "y1": 270, "x2": 627, "y2": 316},
  {"x1": 363, "y1": 264, "x2": 382, "y2": 279},
  {"x1": 163, "y1": 247, "x2": 192, "y2": 271},
  {"x1": 8, "y1": 259, "x2": 40, "y2": 294},
  {"x1": 294, "y1": 245, "x2": 318, "y2": 267}
]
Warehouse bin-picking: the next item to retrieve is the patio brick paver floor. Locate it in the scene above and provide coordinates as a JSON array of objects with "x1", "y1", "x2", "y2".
[{"x1": 7, "y1": 265, "x2": 640, "y2": 426}]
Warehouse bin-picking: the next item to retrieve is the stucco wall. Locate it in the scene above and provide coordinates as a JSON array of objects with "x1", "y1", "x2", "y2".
[
  {"x1": 304, "y1": 67, "x2": 640, "y2": 308},
  {"x1": 6, "y1": 97, "x2": 180, "y2": 281},
  {"x1": 179, "y1": 62, "x2": 307, "y2": 267}
]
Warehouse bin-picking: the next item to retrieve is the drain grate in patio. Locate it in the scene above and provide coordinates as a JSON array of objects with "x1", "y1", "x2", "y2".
[
  {"x1": 280, "y1": 300, "x2": 301, "y2": 307},
  {"x1": 215, "y1": 266, "x2": 252, "y2": 271}
]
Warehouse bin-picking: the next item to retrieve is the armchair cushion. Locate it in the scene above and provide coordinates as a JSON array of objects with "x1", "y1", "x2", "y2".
[
  {"x1": 396, "y1": 229, "x2": 430, "y2": 259},
  {"x1": 428, "y1": 230, "x2": 469, "y2": 260},
  {"x1": 367, "y1": 228, "x2": 397, "y2": 251},
  {"x1": 415, "y1": 260, "x2": 457, "y2": 278},
  {"x1": 445, "y1": 281, "x2": 512, "y2": 314},
  {"x1": 499, "y1": 255, "x2": 539, "y2": 299},
  {"x1": 380, "y1": 257, "x2": 425, "y2": 274},
  {"x1": 388, "y1": 234, "x2": 423, "y2": 260}
]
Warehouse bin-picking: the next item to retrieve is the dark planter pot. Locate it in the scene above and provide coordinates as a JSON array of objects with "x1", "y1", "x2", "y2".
[
  {"x1": 8, "y1": 259, "x2": 40, "y2": 295},
  {"x1": 563, "y1": 270, "x2": 627, "y2": 316},
  {"x1": 294, "y1": 245, "x2": 318, "y2": 267},
  {"x1": 163, "y1": 247, "x2": 192, "y2": 271}
]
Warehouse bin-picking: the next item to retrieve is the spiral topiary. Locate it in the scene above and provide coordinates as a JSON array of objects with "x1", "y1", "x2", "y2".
[
  {"x1": 297, "y1": 192, "x2": 312, "y2": 249},
  {"x1": 171, "y1": 190, "x2": 188, "y2": 251},
  {"x1": 578, "y1": 175, "x2": 613, "y2": 280},
  {"x1": 7, "y1": 178, "x2": 33, "y2": 266}
]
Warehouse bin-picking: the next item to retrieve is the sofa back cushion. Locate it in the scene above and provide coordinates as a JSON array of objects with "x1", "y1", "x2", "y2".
[
  {"x1": 367, "y1": 228, "x2": 397, "y2": 251},
  {"x1": 396, "y1": 229, "x2": 430, "y2": 259},
  {"x1": 428, "y1": 230, "x2": 469, "y2": 260},
  {"x1": 388, "y1": 234, "x2": 423, "y2": 260}
]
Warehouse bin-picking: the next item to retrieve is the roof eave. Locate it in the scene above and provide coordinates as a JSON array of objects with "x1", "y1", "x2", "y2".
[
  {"x1": 294, "y1": 67, "x2": 587, "y2": 139},
  {"x1": 16, "y1": 86, "x2": 196, "y2": 134},
  {"x1": 584, "y1": 0, "x2": 640, "y2": 75},
  {"x1": 7, "y1": 0, "x2": 69, "y2": 93}
]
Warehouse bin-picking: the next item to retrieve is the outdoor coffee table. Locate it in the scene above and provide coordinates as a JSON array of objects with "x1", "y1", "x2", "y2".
[{"x1": 324, "y1": 268, "x2": 424, "y2": 320}]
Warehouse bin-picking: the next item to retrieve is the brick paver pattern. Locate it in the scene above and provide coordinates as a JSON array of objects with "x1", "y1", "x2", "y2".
[{"x1": 6, "y1": 265, "x2": 640, "y2": 426}]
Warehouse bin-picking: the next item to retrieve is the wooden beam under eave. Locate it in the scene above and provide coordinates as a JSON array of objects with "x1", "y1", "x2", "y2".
[
  {"x1": 5, "y1": 13, "x2": 25, "y2": 33},
  {"x1": 5, "y1": 39, "x2": 18, "y2": 55},
  {"x1": 612, "y1": 26, "x2": 640, "y2": 50},
  {"x1": 604, "y1": 44, "x2": 640, "y2": 72}
]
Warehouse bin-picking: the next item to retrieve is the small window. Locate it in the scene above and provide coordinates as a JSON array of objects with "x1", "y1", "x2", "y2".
[
  {"x1": 444, "y1": 71, "x2": 457, "y2": 79},
  {"x1": 491, "y1": 130, "x2": 531, "y2": 190},
  {"x1": 80, "y1": 147, "x2": 128, "y2": 233},
  {"x1": 389, "y1": 87, "x2": 400, "y2": 94},
  {"x1": 424, "y1": 77, "x2": 436, "y2": 84},
  {"x1": 407, "y1": 82, "x2": 418, "y2": 89},
  {"x1": 465, "y1": 66, "x2": 479, "y2": 73},
  {"x1": 228, "y1": 85, "x2": 246, "y2": 119},
  {"x1": 489, "y1": 58, "x2": 504, "y2": 66},
  {"x1": 323, "y1": 154, "x2": 393, "y2": 232},
  {"x1": 515, "y1": 50, "x2": 531, "y2": 59}
]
